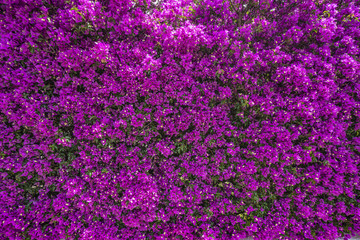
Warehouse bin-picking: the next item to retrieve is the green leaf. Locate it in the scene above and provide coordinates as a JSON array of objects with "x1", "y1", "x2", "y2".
[{"x1": 86, "y1": 170, "x2": 94, "y2": 177}]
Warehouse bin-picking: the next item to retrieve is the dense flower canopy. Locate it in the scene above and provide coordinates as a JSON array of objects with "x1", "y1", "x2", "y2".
[{"x1": 0, "y1": 0, "x2": 360, "y2": 239}]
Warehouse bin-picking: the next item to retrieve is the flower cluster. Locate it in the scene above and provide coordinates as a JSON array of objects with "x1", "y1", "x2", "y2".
[{"x1": 0, "y1": 0, "x2": 360, "y2": 239}]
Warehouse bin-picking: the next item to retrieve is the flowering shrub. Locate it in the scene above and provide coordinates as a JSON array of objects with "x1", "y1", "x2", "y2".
[{"x1": 0, "y1": 0, "x2": 360, "y2": 239}]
